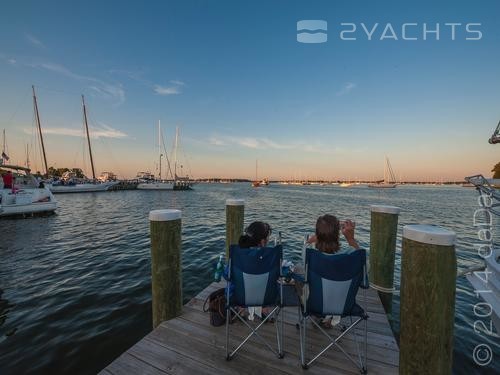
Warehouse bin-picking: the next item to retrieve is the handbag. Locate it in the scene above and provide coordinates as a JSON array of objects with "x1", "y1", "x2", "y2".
[{"x1": 203, "y1": 287, "x2": 227, "y2": 327}]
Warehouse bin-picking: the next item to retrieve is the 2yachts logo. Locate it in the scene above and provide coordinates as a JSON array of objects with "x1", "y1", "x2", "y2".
[{"x1": 297, "y1": 20, "x2": 483, "y2": 43}]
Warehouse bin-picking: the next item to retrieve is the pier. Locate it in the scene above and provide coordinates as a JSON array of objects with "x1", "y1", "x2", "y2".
[
  {"x1": 99, "y1": 202, "x2": 458, "y2": 374},
  {"x1": 99, "y1": 281, "x2": 399, "y2": 374}
]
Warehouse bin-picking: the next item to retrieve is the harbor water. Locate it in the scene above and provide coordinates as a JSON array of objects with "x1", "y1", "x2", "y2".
[{"x1": 0, "y1": 184, "x2": 498, "y2": 374}]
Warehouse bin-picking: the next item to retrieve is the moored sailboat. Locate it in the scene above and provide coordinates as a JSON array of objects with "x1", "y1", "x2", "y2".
[
  {"x1": 137, "y1": 123, "x2": 191, "y2": 190},
  {"x1": 46, "y1": 94, "x2": 118, "y2": 193},
  {"x1": 368, "y1": 157, "x2": 397, "y2": 188}
]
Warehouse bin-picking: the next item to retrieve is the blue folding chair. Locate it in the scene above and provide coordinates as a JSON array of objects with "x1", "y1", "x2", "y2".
[
  {"x1": 299, "y1": 248, "x2": 369, "y2": 373},
  {"x1": 225, "y1": 244, "x2": 284, "y2": 360}
]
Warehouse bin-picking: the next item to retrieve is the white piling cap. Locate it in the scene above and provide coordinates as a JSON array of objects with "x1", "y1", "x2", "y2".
[
  {"x1": 370, "y1": 205, "x2": 401, "y2": 214},
  {"x1": 403, "y1": 224, "x2": 456, "y2": 246},
  {"x1": 226, "y1": 199, "x2": 245, "y2": 206},
  {"x1": 149, "y1": 209, "x2": 182, "y2": 221}
]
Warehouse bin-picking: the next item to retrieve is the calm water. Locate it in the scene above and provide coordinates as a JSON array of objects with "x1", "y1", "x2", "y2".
[{"x1": 0, "y1": 184, "x2": 498, "y2": 374}]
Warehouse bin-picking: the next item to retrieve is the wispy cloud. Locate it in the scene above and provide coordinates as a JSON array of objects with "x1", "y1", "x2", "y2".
[
  {"x1": 25, "y1": 33, "x2": 46, "y2": 49},
  {"x1": 154, "y1": 84, "x2": 180, "y2": 95},
  {"x1": 26, "y1": 61, "x2": 125, "y2": 104},
  {"x1": 7, "y1": 58, "x2": 16, "y2": 65},
  {"x1": 336, "y1": 82, "x2": 356, "y2": 96},
  {"x1": 209, "y1": 135, "x2": 293, "y2": 150},
  {"x1": 170, "y1": 80, "x2": 185, "y2": 86},
  {"x1": 24, "y1": 123, "x2": 127, "y2": 139},
  {"x1": 207, "y1": 134, "x2": 362, "y2": 156},
  {"x1": 154, "y1": 80, "x2": 185, "y2": 95}
]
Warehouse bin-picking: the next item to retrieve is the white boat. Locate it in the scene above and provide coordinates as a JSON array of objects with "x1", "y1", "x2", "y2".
[
  {"x1": 47, "y1": 95, "x2": 119, "y2": 194},
  {"x1": 1, "y1": 165, "x2": 57, "y2": 217},
  {"x1": 368, "y1": 157, "x2": 397, "y2": 188},
  {"x1": 48, "y1": 181, "x2": 118, "y2": 193},
  {"x1": 137, "y1": 122, "x2": 192, "y2": 191}
]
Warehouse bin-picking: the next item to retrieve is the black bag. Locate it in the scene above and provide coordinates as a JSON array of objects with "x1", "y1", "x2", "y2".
[{"x1": 203, "y1": 287, "x2": 227, "y2": 327}]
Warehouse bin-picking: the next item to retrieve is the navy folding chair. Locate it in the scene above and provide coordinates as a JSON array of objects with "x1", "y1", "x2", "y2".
[
  {"x1": 225, "y1": 244, "x2": 284, "y2": 360},
  {"x1": 299, "y1": 248, "x2": 369, "y2": 373}
]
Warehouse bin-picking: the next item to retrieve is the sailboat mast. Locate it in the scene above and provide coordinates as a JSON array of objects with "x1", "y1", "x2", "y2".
[
  {"x1": 158, "y1": 120, "x2": 162, "y2": 180},
  {"x1": 384, "y1": 157, "x2": 388, "y2": 183},
  {"x1": 2, "y1": 129, "x2": 5, "y2": 154},
  {"x1": 32, "y1": 85, "x2": 49, "y2": 177},
  {"x1": 82, "y1": 95, "x2": 96, "y2": 180},
  {"x1": 255, "y1": 159, "x2": 258, "y2": 181},
  {"x1": 26, "y1": 144, "x2": 30, "y2": 169},
  {"x1": 174, "y1": 126, "x2": 179, "y2": 179}
]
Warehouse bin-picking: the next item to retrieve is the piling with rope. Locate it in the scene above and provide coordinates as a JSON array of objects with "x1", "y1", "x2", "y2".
[
  {"x1": 225, "y1": 199, "x2": 244, "y2": 259},
  {"x1": 369, "y1": 204, "x2": 401, "y2": 313},
  {"x1": 149, "y1": 209, "x2": 183, "y2": 329},
  {"x1": 399, "y1": 224, "x2": 456, "y2": 375}
]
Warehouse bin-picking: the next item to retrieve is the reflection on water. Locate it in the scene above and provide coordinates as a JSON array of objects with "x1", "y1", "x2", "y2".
[{"x1": 0, "y1": 184, "x2": 498, "y2": 374}]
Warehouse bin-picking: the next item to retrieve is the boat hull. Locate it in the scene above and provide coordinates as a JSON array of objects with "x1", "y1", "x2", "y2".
[
  {"x1": 137, "y1": 182, "x2": 174, "y2": 190},
  {"x1": 1, "y1": 188, "x2": 57, "y2": 217},
  {"x1": 48, "y1": 181, "x2": 118, "y2": 193},
  {"x1": 368, "y1": 183, "x2": 397, "y2": 188}
]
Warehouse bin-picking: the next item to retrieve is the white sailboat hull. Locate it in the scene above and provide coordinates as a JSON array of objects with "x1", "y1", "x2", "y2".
[
  {"x1": 1, "y1": 188, "x2": 57, "y2": 217},
  {"x1": 137, "y1": 182, "x2": 174, "y2": 190},
  {"x1": 48, "y1": 181, "x2": 118, "y2": 193},
  {"x1": 368, "y1": 183, "x2": 397, "y2": 188}
]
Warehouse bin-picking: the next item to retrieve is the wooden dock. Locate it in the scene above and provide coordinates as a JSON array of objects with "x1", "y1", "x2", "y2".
[{"x1": 100, "y1": 282, "x2": 399, "y2": 374}]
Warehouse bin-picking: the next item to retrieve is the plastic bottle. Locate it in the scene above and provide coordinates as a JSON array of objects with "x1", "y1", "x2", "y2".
[{"x1": 214, "y1": 255, "x2": 224, "y2": 282}]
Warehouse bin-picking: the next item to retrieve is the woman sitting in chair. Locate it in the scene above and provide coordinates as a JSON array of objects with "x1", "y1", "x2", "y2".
[
  {"x1": 237, "y1": 221, "x2": 274, "y2": 321},
  {"x1": 296, "y1": 214, "x2": 361, "y2": 328},
  {"x1": 238, "y1": 221, "x2": 272, "y2": 248},
  {"x1": 307, "y1": 214, "x2": 361, "y2": 253}
]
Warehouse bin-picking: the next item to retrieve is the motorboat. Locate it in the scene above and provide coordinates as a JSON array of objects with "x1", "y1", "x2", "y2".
[{"x1": 0, "y1": 164, "x2": 57, "y2": 217}]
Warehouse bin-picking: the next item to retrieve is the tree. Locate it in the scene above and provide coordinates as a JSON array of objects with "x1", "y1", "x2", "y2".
[{"x1": 493, "y1": 162, "x2": 500, "y2": 179}]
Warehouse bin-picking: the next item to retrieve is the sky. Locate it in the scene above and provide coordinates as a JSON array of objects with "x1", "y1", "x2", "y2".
[{"x1": 0, "y1": 0, "x2": 499, "y2": 180}]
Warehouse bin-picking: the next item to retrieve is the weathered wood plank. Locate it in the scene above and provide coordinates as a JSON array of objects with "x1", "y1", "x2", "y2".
[
  {"x1": 101, "y1": 281, "x2": 399, "y2": 375},
  {"x1": 177, "y1": 305, "x2": 399, "y2": 369}
]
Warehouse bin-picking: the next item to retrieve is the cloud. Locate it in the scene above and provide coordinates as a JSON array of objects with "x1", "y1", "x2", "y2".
[
  {"x1": 170, "y1": 80, "x2": 185, "y2": 86},
  {"x1": 25, "y1": 33, "x2": 46, "y2": 49},
  {"x1": 336, "y1": 82, "x2": 356, "y2": 96},
  {"x1": 24, "y1": 123, "x2": 127, "y2": 139},
  {"x1": 154, "y1": 84, "x2": 180, "y2": 95},
  {"x1": 27, "y1": 61, "x2": 125, "y2": 104},
  {"x1": 206, "y1": 134, "x2": 363, "y2": 156},
  {"x1": 154, "y1": 80, "x2": 185, "y2": 95},
  {"x1": 7, "y1": 58, "x2": 16, "y2": 65},
  {"x1": 208, "y1": 135, "x2": 293, "y2": 150}
]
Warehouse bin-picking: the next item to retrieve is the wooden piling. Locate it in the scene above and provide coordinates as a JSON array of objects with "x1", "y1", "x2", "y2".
[
  {"x1": 225, "y1": 199, "x2": 244, "y2": 259},
  {"x1": 399, "y1": 224, "x2": 456, "y2": 375},
  {"x1": 149, "y1": 209, "x2": 182, "y2": 329},
  {"x1": 369, "y1": 205, "x2": 401, "y2": 313}
]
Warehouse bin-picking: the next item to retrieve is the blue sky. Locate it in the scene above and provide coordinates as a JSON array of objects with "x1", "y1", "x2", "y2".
[{"x1": 0, "y1": 0, "x2": 499, "y2": 180}]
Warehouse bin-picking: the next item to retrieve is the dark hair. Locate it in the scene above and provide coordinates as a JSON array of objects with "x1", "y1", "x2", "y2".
[
  {"x1": 238, "y1": 221, "x2": 272, "y2": 248},
  {"x1": 315, "y1": 214, "x2": 340, "y2": 254}
]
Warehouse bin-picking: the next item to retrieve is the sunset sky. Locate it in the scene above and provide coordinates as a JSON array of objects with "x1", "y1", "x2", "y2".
[{"x1": 0, "y1": 0, "x2": 499, "y2": 180}]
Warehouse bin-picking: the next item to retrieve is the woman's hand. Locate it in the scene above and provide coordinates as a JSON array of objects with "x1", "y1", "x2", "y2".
[
  {"x1": 341, "y1": 220, "x2": 360, "y2": 249},
  {"x1": 306, "y1": 234, "x2": 317, "y2": 244}
]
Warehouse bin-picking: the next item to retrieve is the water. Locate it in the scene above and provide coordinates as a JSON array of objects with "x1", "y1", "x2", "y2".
[{"x1": 0, "y1": 184, "x2": 498, "y2": 374}]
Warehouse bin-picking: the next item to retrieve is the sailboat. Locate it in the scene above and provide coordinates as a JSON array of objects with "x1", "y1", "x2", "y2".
[
  {"x1": 137, "y1": 124, "x2": 192, "y2": 190},
  {"x1": 368, "y1": 157, "x2": 397, "y2": 188},
  {"x1": 47, "y1": 94, "x2": 118, "y2": 193}
]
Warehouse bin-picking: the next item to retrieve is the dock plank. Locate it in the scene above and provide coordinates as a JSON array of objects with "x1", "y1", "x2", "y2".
[{"x1": 100, "y1": 282, "x2": 399, "y2": 374}]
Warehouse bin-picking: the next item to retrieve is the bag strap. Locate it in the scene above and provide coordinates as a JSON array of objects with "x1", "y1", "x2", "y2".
[{"x1": 203, "y1": 294, "x2": 210, "y2": 312}]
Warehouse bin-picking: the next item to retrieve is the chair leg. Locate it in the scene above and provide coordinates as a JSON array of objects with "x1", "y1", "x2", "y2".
[
  {"x1": 225, "y1": 306, "x2": 230, "y2": 360},
  {"x1": 300, "y1": 315, "x2": 308, "y2": 369}
]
